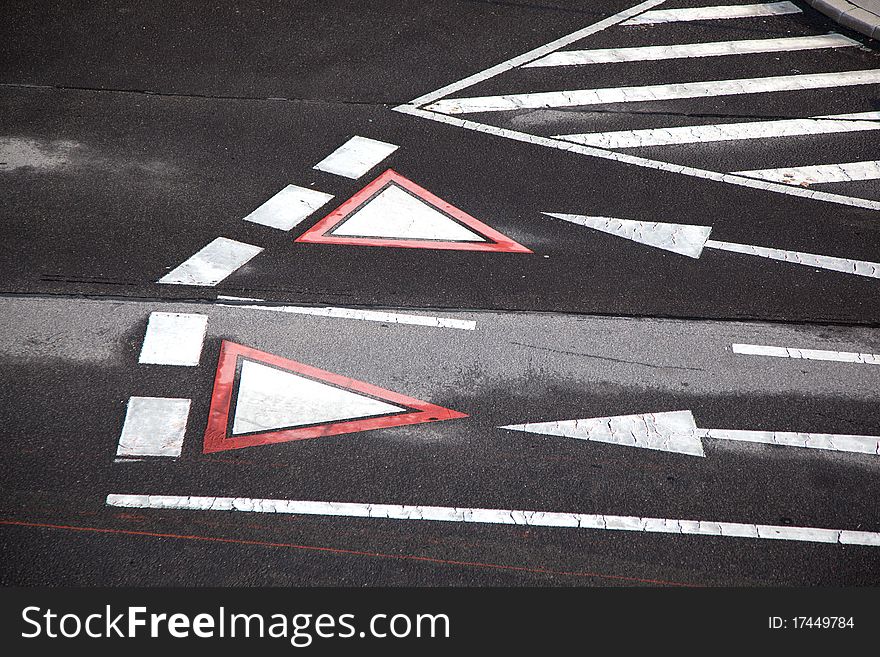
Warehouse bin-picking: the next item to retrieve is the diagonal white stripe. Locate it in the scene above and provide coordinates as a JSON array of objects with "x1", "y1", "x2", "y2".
[
  {"x1": 621, "y1": 2, "x2": 801, "y2": 25},
  {"x1": 733, "y1": 161, "x2": 880, "y2": 185}
]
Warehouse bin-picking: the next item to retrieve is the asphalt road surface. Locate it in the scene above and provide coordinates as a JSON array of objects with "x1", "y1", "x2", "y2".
[{"x1": 2, "y1": 0, "x2": 880, "y2": 586}]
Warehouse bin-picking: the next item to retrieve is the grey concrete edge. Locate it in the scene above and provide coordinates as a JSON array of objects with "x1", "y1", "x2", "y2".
[{"x1": 804, "y1": 0, "x2": 880, "y2": 40}]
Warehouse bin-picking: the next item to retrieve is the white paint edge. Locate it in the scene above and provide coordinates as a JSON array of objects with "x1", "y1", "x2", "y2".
[
  {"x1": 705, "y1": 240, "x2": 880, "y2": 278},
  {"x1": 314, "y1": 136, "x2": 399, "y2": 179},
  {"x1": 138, "y1": 312, "x2": 208, "y2": 366},
  {"x1": 394, "y1": 105, "x2": 880, "y2": 211},
  {"x1": 732, "y1": 343, "x2": 880, "y2": 365},
  {"x1": 116, "y1": 397, "x2": 191, "y2": 458},
  {"x1": 621, "y1": 2, "x2": 802, "y2": 25},
  {"x1": 216, "y1": 302, "x2": 476, "y2": 330},
  {"x1": 105, "y1": 494, "x2": 880, "y2": 547},
  {"x1": 158, "y1": 237, "x2": 264, "y2": 287}
]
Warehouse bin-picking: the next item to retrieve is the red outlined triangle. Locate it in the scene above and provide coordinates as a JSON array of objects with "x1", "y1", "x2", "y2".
[
  {"x1": 203, "y1": 340, "x2": 468, "y2": 453},
  {"x1": 295, "y1": 169, "x2": 532, "y2": 253}
]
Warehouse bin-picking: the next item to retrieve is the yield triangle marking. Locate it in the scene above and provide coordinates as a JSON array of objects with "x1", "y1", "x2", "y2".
[
  {"x1": 296, "y1": 169, "x2": 532, "y2": 252},
  {"x1": 204, "y1": 341, "x2": 467, "y2": 453}
]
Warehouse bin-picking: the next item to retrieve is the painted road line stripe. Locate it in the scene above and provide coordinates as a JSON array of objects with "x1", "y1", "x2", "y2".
[
  {"x1": 116, "y1": 397, "x2": 191, "y2": 458},
  {"x1": 732, "y1": 160, "x2": 880, "y2": 186},
  {"x1": 395, "y1": 105, "x2": 880, "y2": 211},
  {"x1": 621, "y1": 2, "x2": 801, "y2": 25},
  {"x1": 424, "y1": 70, "x2": 880, "y2": 115},
  {"x1": 405, "y1": 0, "x2": 667, "y2": 107},
  {"x1": 732, "y1": 343, "x2": 880, "y2": 365},
  {"x1": 314, "y1": 136, "x2": 399, "y2": 179},
  {"x1": 138, "y1": 312, "x2": 208, "y2": 366},
  {"x1": 555, "y1": 112, "x2": 880, "y2": 149},
  {"x1": 502, "y1": 410, "x2": 880, "y2": 457},
  {"x1": 217, "y1": 302, "x2": 477, "y2": 330},
  {"x1": 105, "y1": 494, "x2": 880, "y2": 547},
  {"x1": 525, "y1": 34, "x2": 857, "y2": 67},
  {"x1": 704, "y1": 240, "x2": 880, "y2": 278},
  {"x1": 242, "y1": 185, "x2": 333, "y2": 231},
  {"x1": 158, "y1": 237, "x2": 264, "y2": 286}
]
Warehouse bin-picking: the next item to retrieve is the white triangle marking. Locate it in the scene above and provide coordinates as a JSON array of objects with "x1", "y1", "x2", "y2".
[
  {"x1": 331, "y1": 185, "x2": 487, "y2": 242},
  {"x1": 232, "y1": 360, "x2": 405, "y2": 435}
]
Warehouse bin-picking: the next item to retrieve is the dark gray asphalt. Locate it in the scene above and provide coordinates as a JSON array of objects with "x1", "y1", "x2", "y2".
[{"x1": 2, "y1": 0, "x2": 880, "y2": 586}]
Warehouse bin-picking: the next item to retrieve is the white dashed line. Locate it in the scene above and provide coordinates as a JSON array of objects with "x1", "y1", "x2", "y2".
[
  {"x1": 138, "y1": 312, "x2": 208, "y2": 366},
  {"x1": 242, "y1": 185, "x2": 334, "y2": 231},
  {"x1": 732, "y1": 343, "x2": 880, "y2": 365},
  {"x1": 158, "y1": 237, "x2": 264, "y2": 287},
  {"x1": 116, "y1": 397, "x2": 191, "y2": 458},
  {"x1": 314, "y1": 136, "x2": 399, "y2": 179}
]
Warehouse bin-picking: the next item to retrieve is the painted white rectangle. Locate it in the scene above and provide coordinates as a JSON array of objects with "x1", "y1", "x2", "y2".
[
  {"x1": 116, "y1": 397, "x2": 191, "y2": 458},
  {"x1": 314, "y1": 136, "x2": 399, "y2": 179},
  {"x1": 425, "y1": 70, "x2": 880, "y2": 115},
  {"x1": 139, "y1": 312, "x2": 208, "y2": 366},
  {"x1": 555, "y1": 112, "x2": 880, "y2": 149},
  {"x1": 622, "y1": 2, "x2": 801, "y2": 25},
  {"x1": 732, "y1": 343, "x2": 880, "y2": 365},
  {"x1": 158, "y1": 237, "x2": 264, "y2": 287},
  {"x1": 733, "y1": 160, "x2": 880, "y2": 186},
  {"x1": 217, "y1": 302, "x2": 476, "y2": 330},
  {"x1": 242, "y1": 185, "x2": 333, "y2": 230},
  {"x1": 105, "y1": 494, "x2": 880, "y2": 547},
  {"x1": 704, "y1": 240, "x2": 880, "y2": 278},
  {"x1": 526, "y1": 34, "x2": 856, "y2": 67}
]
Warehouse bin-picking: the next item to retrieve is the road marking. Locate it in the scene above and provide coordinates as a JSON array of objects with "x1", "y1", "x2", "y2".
[
  {"x1": 704, "y1": 240, "x2": 880, "y2": 278},
  {"x1": 555, "y1": 112, "x2": 880, "y2": 149},
  {"x1": 138, "y1": 312, "x2": 208, "y2": 366},
  {"x1": 158, "y1": 237, "x2": 264, "y2": 286},
  {"x1": 203, "y1": 340, "x2": 467, "y2": 452},
  {"x1": 424, "y1": 70, "x2": 880, "y2": 115},
  {"x1": 732, "y1": 343, "x2": 880, "y2": 365},
  {"x1": 733, "y1": 160, "x2": 880, "y2": 186},
  {"x1": 116, "y1": 397, "x2": 191, "y2": 458},
  {"x1": 242, "y1": 185, "x2": 333, "y2": 231},
  {"x1": 621, "y1": 2, "x2": 801, "y2": 25},
  {"x1": 544, "y1": 213, "x2": 711, "y2": 258},
  {"x1": 105, "y1": 494, "x2": 880, "y2": 547},
  {"x1": 296, "y1": 169, "x2": 532, "y2": 252},
  {"x1": 313, "y1": 136, "x2": 399, "y2": 179},
  {"x1": 217, "y1": 301, "x2": 477, "y2": 330},
  {"x1": 525, "y1": 34, "x2": 856, "y2": 67},
  {"x1": 396, "y1": 105, "x2": 880, "y2": 211},
  {"x1": 405, "y1": 0, "x2": 667, "y2": 107},
  {"x1": 502, "y1": 410, "x2": 880, "y2": 457},
  {"x1": 547, "y1": 213, "x2": 880, "y2": 277}
]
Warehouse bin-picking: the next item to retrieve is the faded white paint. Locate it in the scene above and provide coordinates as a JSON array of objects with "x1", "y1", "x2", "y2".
[
  {"x1": 116, "y1": 397, "x2": 191, "y2": 458},
  {"x1": 621, "y1": 2, "x2": 801, "y2": 25},
  {"x1": 732, "y1": 343, "x2": 880, "y2": 365},
  {"x1": 105, "y1": 494, "x2": 880, "y2": 547},
  {"x1": 138, "y1": 312, "x2": 208, "y2": 366},
  {"x1": 733, "y1": 161, "x2": 880, "y2": 186},
  {"x1": 242, "y1": 185, "x2": 333, "y2": 231},
  {"x1": 543, "y1": 213, "x2": 711, "y2": 258},
  {"x1": 526, "y1": 34, "x2": 856, "y2": 67},
  {"x1": 331, "y1": 185, "x2": 486, "y2": 242},
  {"x1": 424, "y1": 70, "x2": 880, "y2": 115},
  {"x1": 313, "y1": 136, "x2": 399, "y2": 179},
  {"x1": 705, "y1": 240, "x2": 880, "y2": 279},
  {"x1": 555, "y1": 112, "x2": 880, "y2": 149},
  {"x1": 158, "y1": 238, "x2": 264, "y2": 286},
  {"x1": 232, "y1": 360, "x2": 403, "y2": 435}
]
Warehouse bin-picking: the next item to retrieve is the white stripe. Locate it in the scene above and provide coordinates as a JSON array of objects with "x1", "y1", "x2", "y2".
[
  {"x1": 406, "y1": 0, "x2": 667, "y2": 107},
  {"x1": 525, "y1": 34, "x2": 855, "y2": 67},
  {"x1": 138, "y1": 312, "x2": 208, "y2": 366},
  {"x1": 116, "y1": 398, "x2": 190, "y2": 458},
  {"x1": 394, "y1": 105, "x2": 880, "y2": 211},
  {"x1": 555, "y1": 112, "x2": 880, "y2": 149},
  {"x1": 158, "y1": 238, "x2": 264, "y2": 287},
  {"x1": 621, "y1": 2, "x2": 801, "y2": 25},
  {"x1": 242, "y1": 185, "x2": 333, "y2": 231},
  {"x1": 732, "y1": 343, "x2": 880, "y2": 365},
  {"x1": 705, "y1": 239, "x2": 880, "y2": 278},
  {"x1": 424, "y1": 70, "x2": 880, "y2": 114},
  {"x1": 314, "y1": 136, "x2": 399, "y2": 179},
  {"x1": 733, "y1": 160, "x2": 880, "y2": 185},
  {"x1": 698, "y1": 428, "x2": 880, "y2": 455},
  {"x1": 105, "y1": 494, "x2": 880, "y2": 547},
  {"x1": 217, "y1": 302, "x2": 476, "y2": 330}
]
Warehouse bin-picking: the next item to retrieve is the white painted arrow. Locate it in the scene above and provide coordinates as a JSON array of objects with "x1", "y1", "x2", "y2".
[
  {"x1": 544, "y1": 213, "x2": 880, "y2": 278},
  {"x1": 501, "y1": 410, "x2": 880, "y2": 458}
]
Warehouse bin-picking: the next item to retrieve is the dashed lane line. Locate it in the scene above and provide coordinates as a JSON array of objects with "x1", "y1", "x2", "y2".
[
  {"x1": 314, "y1": 136, "x2": 399, "y2": 179},
  {"x1": 158, "y1": 237, "x2": 263, "y2": 287},
  {"x1": 116, "y1": 397, "x2": 191, "y2": 459},
  {"x1": 732, "y1": 343, "x2": 880, "y2": 364},
  {"x1": 138, "y1": 312, "x2": 208, "y2": 366}
]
